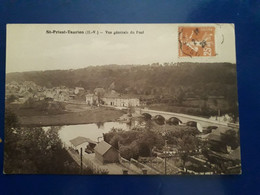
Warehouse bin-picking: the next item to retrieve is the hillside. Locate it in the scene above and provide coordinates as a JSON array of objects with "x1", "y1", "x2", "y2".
[{"x1": 6, "y1": 62, "x2": 238, "y2": 99}]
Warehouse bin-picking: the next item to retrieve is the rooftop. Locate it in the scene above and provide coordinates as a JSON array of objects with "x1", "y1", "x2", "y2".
[
  {"x1": 94, "y1": 141, "x2": 113, "y2": 155},
  {"x1": 209, "y1": 147, "x2": 241, "y2": 161},
  {"x1": 104, "y1": 93, "x2": 139, "y2": 99},
  {"x1": 200, "y1": 126, "x2": 234, "y2": 142},
  {"x1": 70, "y1": 136, "x2": 96, "y2": 147}
]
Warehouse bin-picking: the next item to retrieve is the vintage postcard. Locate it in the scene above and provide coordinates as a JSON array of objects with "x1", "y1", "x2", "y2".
[{"x1": 4, "y1": 24, "x2": 240, "y2": 175}]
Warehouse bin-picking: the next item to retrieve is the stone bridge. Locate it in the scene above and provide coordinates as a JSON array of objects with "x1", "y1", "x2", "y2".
[{"x1": 137, "y1": 108, "x2": 238, "y2": 131}]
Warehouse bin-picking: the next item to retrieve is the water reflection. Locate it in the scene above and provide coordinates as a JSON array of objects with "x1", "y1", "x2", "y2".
[
  {"x1": 56, "y1": 122, "x2": 129, "y2": 145},
  {"x1": 43, "y1": 116, "x2": 185, "y2": 147},
  {"x1": 95, "y1": 122, "x2": 104, "y2": 129}
]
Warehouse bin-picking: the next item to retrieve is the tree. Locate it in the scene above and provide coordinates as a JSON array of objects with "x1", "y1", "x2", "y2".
[
  {"x1": 4, "y1": 109, "x2": 91, "y2": 174},
  {"x1": 220, "y1": 129, "x2": 239, "y2": 150},
  {"x1": 105, "y1": 129, "x2": 164, "y2": 160},
  {"x1": 4, "y1": 109, "x2": 20, "y2": 173},
  {"x1": 179, "y1": 135, "x2": 198, "y2": 170},
  {"x1": 225, "y1": 86, "x2": 239, "y2": 122},
  {"x1": 128, "y1": 105, "x2": 135, "y2": 117},
  {"x1": 175, "y1": 87, "x2": 185, "y2": 105},
  {"x1": 6, "y1": 95, "x2": 18, "y2": 104}
]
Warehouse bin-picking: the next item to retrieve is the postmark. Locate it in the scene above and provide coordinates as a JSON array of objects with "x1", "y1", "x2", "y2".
[{"x1": 178, "y1": 26, "x2": 215, "y2": 57}]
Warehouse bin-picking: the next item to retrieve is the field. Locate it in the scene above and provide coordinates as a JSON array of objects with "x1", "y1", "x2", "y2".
[{"x1": 7, "y1": 103, "x2": 124, "y2": 126}]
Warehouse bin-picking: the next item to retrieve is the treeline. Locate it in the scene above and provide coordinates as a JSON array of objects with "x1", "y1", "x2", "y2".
[
  {"x1": 6, "y1": 62, "x2": 238, "y2": 98},
  {"x1": 4, "y1": 109, "x2": 92, "y2": 174},
  {"x1": 104, "y1": 125, "x2": 201, "y2": 170},
  {"x1": 21, "y1": 98, "x2": 66, "y2": 115},
  {"x1": 104, "y1": 128, "x2": 164, "y2": 160}
]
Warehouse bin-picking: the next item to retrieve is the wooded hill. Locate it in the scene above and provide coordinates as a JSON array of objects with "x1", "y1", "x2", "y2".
[{"x1": 6, "y1": 62, "x2": 238, "y2": 99}]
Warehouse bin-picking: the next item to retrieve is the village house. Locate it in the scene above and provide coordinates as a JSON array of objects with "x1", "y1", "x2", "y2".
[
  {"x1": 85, "y1": 89, "x2": 140, "y2": 107},
  {"x1": 38, "y1": 94, "x2": 45, "y2": 101},
  {"x1": 33, "y1": 93, "x2": 45, "y2": 101},
  {"x1": 53, "y1": 90, "x2": 70, "y2": 102},
  {"x1": 17, "y1": 91, "x2": 33, "y2": 103},
  {"x1": 6, "y1": 80, "x2": 77, "y2": 103},
  {"x1": 44, "y1": 89, "x2": 55, "y2": 99},
  {"x1": 94, "y1": 141, "x2": 119, "y2": 164},
  {"x1": 74, "y1": 87, "x2": 85, "y2": 95},
  {"x1": 102, "y1": 91, "x2": 140, "y2": 107},
  {"x1": 85, "y1": 94, "x2": 98, "y2": 105},
  {"x1": 102, "y1": 96, "x2": 140, "y2": 107},
  {"x1": 5, "y1": 82, "x2": 19, "y2": 95},
  {"x1": 18, "y1": 81, "x2": 38, "y2": 94},
  {"x1": 70, "y1": 136, "x2": 96, "y2": 154},
  {"x1": 198, "y1": 126, "x2": 235, "y2": 154},
  {"x1": 94, "y1": 88, "x2": 106, "y2": 96}
]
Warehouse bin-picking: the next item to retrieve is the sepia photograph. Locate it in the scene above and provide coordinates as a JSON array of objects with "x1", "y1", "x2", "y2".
[{"x1": 4, "y1": 24, "x2": 240, "y2": 175}]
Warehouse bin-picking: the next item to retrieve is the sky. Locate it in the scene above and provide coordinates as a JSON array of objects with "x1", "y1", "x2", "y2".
[{"x1": 6, "y1": 24, "x2": 236, "y2": 73}]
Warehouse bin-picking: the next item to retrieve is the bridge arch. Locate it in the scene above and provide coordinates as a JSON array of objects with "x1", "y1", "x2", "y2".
[
  {"x1": 167, "y1": 117, "x2": 182, "y2": 125},
  {"x1": 142, "y1": 113, "x2": 152, "y2": 120},
  {"x1": 139, "y1": 108, "x2": 230, "y2": 130},
  {"x1": 153, "y1": 115, "x2": 165, "y2": 125}
]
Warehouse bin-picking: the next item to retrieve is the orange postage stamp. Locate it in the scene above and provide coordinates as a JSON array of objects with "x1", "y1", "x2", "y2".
[{"x1": 178, "y1": 26, "x2": 215, "y2": 57}]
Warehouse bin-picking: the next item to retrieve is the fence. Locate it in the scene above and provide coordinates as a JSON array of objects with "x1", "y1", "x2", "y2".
[{"x1": 119, "y1": 157, "x2": 160, "y2": 175}]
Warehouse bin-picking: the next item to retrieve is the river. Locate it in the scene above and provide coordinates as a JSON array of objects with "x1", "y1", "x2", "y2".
[
  {"x1": 43, "y1": 118, "x2": 167, "y2": 145},
  {"x1": 46, "y1": 122, "x2": 130, "y2": 145}
]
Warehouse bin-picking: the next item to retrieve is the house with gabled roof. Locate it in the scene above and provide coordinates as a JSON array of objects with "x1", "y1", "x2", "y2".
[
  {"x1": 70, "y1": 136, "x2": 96, "y2": 153},
  {"x1": 74, "y1": 87, "x2": 85, "y2": 95},
  {"x1": 86, "y1": 93, "x2": 98, "y2": 105},
  {"x1": 102, "y1": 91, "x2": 140, "y2": 107},
  {"x1": 94, "y1": 141, "x2": 119, "y2": 164}
]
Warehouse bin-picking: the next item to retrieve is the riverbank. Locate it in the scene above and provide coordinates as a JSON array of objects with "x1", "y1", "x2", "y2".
[{"x1": 9, "y1": 105, "x2": 125, "y2": 127}]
